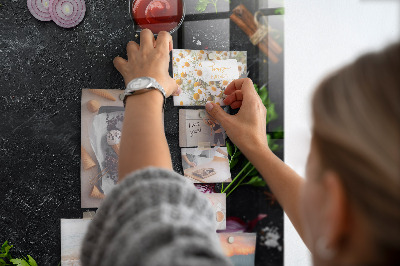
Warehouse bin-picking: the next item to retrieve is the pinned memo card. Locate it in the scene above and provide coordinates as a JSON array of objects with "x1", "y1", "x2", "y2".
[
  {"x1": 81, "y1": 89, "x2": 124, "y2": 208},
  {"x1": 218, "y1": 233, "x2": 257, "y2": 266},
  {"x1": 172, "y1": 49, "x2": 247, "y2": 106},
  {"x1": 204, "y1": 193, "x2": 227, "y2": 230},
  {"x1": 179, "y1": 109, "x2": 226, "y2": 147},
  {"x1": 61, "y1": 219, "x2": 92, "y2": 265},
  {"x1": 182, "y1": 147, "x2": 231, "y2": 183}
]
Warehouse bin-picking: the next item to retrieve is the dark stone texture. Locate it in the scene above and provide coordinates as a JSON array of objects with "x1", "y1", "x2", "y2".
[{"x1": 0, "y1": 0, "x2": 284, "y2": 265}]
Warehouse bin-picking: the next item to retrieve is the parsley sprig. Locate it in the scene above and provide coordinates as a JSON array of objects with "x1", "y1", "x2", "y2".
[{"x1": 0, "y1": 241, "x2": 37, "y2": 266}]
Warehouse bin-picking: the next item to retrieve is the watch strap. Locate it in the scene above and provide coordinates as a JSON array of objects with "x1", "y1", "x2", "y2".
[{"x1": 121, "y1": 77, "x2": 166, "y2": 110}]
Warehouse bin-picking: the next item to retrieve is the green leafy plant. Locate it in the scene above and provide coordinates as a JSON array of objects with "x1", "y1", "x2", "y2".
[
  {"x1": 274, "y1": 7, "x2": 285, "y2": 15},
  {"x1": 221, "y1": 84, "x2": 283, "y2": 196},
  {"x1": 0, "y1": 241, "x2": 37, "y2": 266},
  {"x1": 195, "y1": 0, "x2": 230, "y2": 13}
]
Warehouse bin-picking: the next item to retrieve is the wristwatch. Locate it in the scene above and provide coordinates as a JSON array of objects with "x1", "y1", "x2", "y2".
[{"x1": 120, "y1": 77, "x2": 166, "y2": 109}]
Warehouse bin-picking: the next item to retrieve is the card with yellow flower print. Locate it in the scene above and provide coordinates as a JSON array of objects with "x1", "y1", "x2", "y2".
[{"x1": 173, "y1": 49, "x2": 247, "y2": 106}]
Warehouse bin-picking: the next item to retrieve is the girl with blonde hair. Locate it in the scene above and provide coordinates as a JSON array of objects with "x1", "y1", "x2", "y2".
[{"x1": 82, "y1": 29, "x2": 399, "y2": 266}]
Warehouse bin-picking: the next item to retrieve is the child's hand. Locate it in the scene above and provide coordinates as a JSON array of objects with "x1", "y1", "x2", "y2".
[
  {"x1": 205, "y1": 78, "x2": 269, "y2": 155},
  {"x1": 113, "y1": 29, "x2": 179, "y2": 97}
]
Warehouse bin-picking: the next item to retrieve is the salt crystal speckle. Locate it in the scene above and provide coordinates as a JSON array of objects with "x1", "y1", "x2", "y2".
[{"x1": 260, "y1": 226, "x2": 282, "y2": 251}]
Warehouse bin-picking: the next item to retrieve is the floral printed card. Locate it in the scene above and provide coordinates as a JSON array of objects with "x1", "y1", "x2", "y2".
[{"x1": 172, "y1": 49, "x2": 247, "y2": 106}]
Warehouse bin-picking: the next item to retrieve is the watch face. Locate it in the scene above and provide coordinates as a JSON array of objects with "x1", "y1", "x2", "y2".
[{"x1": 130, "y1": 77, "x2": 151, "y2": 90}]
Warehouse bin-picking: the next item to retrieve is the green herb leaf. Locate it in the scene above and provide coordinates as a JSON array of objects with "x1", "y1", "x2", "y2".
[
  {"x1": 271, "y1": 127, "x2": 284, "y2": 139},
  {"x1": 258, "y1": 86, "x2": 268, "y2": 103},
  {"x1": 195, "y1": 0, "x2": 210, "y2": 12},
  {"x1": 226, "y1": 140, "x2": 234, "y2": 157},
  {"x1": 268, "y1": 137, "x2": 281, "y2": 152},
  {"x1": 246, "y1": 167, "x2": 259, "y2": 177},
  {"x1": 254, "y1": 84, "x2": 259, "y2": 93},
  {"x1": 27, "y1": 256, "x2": 37, "y2": 266},
  {"x1": 9, "y1": 259, "x2": 30, "y2": 266},
  {"x1": 231, "y1": 150, "x2": 242, "y2": 159},
  {"x1": 266, "y1": 103, "x2": 278, "y2": 123},
  {"x1": 242, "y1": 176, "x2": 266, "y2": 187},
  {"x1": 230, "y1": 157, "x2": 239, "y2": 168},
  {"x1": 274, "y1": 7, "x2": 285, "y2": 15},
  {"x1": 1, "y1": 241, "x2": 12, "y2": 260},
  {"x1": 0, "y1": 242, "x2": 37, "y2": 266}
]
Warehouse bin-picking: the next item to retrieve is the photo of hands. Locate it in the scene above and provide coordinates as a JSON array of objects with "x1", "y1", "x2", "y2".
[{"x1": 182, "y1": 147, "x2": 231, "y2": 183}]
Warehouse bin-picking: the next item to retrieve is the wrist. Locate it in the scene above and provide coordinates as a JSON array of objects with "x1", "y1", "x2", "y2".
[
  {"x1": 125, "y1": 89, "x2": 164, "y2": 110},
  {"x1": 123, "y1": 76, "x2": 166, "y2": 108},
  {"x1": 240, "y1": 136, "x2": 271, "y2": 159}
]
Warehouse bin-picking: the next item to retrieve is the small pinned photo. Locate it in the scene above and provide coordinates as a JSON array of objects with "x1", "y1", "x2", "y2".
[
  {"x1": 218, "y1": 233, "x2": 257, "y2": 266},
  {"x1": 181, "y1": 147, "x2": 231, "y2": 183},
  {"x1": 179, "y1": 109, "x2": 227, "y2": 147}
]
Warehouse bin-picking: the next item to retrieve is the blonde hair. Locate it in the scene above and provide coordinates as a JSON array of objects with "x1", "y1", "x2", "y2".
[{"x1": 312, "y1": 43, "x2": 400, "y2": 264}]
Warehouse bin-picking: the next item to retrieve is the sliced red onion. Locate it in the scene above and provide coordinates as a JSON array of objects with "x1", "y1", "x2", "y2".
[
  {"x1": 27, "y1": 0, "x2": 52, "y2": 21},
  {"x1": 49, "y1": 0, "x2": 86, "y2": 28},
  {"x1": 217, "y1": 215, "x2": 267, "y2": 233}
]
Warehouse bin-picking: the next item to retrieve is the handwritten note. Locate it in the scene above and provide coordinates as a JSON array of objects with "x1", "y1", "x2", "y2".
[
  {"x1": 188, "y1": 121, "x2": 202, "y2": 138},
  {"x1": 179, "y1": 109, "x2": 226, "y2": 147},
  {"x1": 199, "y1": 59, "x2": 239, "y2": 82}
]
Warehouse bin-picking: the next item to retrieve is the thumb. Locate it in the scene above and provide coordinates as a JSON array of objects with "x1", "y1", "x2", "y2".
[{"x1": 205, "y1": 102, "x2": 231, "y2": 127}]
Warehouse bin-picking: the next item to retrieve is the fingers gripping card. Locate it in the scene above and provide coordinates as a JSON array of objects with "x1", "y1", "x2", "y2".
[{"x1": 172, "y1": 49, "x2": 247, "y2": 106}]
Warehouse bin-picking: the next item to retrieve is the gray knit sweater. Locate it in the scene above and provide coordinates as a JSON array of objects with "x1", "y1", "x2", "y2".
[{"x1": 81, "y1": 167, "x2": 232, "y2": 266}]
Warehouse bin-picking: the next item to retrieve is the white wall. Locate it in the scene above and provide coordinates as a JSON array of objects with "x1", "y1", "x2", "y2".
[{"x1": 284, "y1": 1, "x2": 399, "y2": 265}]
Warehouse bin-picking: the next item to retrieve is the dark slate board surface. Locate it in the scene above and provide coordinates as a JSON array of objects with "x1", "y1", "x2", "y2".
[{"x1": 0, "y1": 0, "x2": 284, "y2": 265}]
